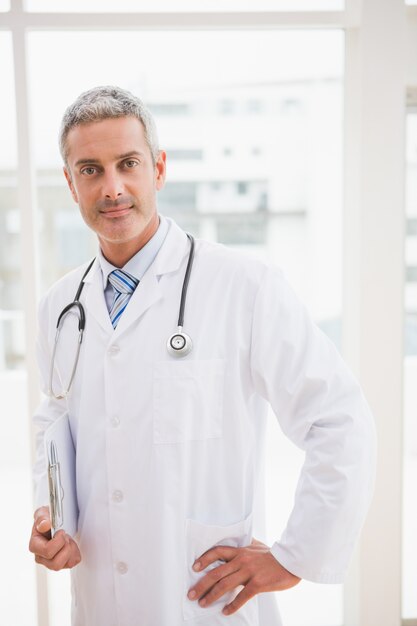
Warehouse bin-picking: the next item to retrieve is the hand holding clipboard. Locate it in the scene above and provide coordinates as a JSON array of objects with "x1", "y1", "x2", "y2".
[{"x1": 28, "y1": 413, "x2": 81, "y2": 571}]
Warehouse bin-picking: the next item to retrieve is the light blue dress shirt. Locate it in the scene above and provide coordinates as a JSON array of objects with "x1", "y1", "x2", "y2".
[{"x1": 98, "y1": 214, "x2": 169, "y2": 312}]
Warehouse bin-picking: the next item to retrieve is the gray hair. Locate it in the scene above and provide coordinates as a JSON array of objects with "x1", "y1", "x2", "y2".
[{"x1": 59, "y1": 85, "x2": 159, "y2": 166}]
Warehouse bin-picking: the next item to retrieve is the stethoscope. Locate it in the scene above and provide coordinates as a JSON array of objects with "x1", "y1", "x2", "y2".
[{"x1": 48, "y1": 234, "x2": 195, "y2": 400}]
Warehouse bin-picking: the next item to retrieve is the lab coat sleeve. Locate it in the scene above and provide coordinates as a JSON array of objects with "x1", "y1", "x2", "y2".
[
  {"x1": 32, "y1": 294, "x2": 67, "y2": 510},
  {"x1": 250, "y1": 266, "x2": 376, "y2": 584}
]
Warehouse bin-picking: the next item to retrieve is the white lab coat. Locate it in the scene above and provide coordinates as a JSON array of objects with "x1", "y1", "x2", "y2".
[{"x1": 33, "y1": 217, "x2": 376, "y2": 626}]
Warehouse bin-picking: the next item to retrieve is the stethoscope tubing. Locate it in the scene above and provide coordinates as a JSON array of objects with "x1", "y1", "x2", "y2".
[
  {"x1": 48, "y1": 259, "x2": 95, "y2": 399},
  {"x1": 178, "y1": 234, "x2": 195, "y2": 328},
  {"x1": 48, "y1": 234, "x2": 195, "y2": 399}
]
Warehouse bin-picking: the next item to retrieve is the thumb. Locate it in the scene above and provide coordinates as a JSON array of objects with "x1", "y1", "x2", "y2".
[
  {"x1": 36, "y1": 517, "x2": 52, "y2": 534},
  {"x1": 34, "y1": 507, "x2": 52, "y2": 534}
]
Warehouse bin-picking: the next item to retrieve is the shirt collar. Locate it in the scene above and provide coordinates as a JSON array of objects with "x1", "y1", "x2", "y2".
[{"x1": 97, "y1": 214, "x2": 169, "y2": 289}]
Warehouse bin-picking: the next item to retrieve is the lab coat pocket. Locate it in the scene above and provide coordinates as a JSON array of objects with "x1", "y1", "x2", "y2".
[
  {"x1": 183, "y1": 514, "x2": 256, "y2": 623},
  {"x1": 153, "y1": 359, "x2": 225, "y2": 444}
]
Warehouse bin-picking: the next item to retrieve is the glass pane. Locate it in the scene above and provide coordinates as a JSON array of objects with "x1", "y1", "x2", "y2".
[
  {"x1": 0, "y1": 0, "x2": 10, "y2": 10},
  {"x1": 405, "y1": 0, "x2": 417, "y2": 5},
  {"x1": 25, "y1": 0, "x2": 344, "y2": 11},
  {"x1": 403, "y1": 110, "x2": 417, "y2": 620},
  {"x1": 0, "y1": 32, "x2": 37, "y2": 624},
  {"x1": 28, "y1": 29, "x2": 344, "y2": 626}
]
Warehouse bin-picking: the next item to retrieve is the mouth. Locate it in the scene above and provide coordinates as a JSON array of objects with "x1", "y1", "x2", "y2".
[{"x1": 100, "y1": 205, "x2": 133, "y2": 218}]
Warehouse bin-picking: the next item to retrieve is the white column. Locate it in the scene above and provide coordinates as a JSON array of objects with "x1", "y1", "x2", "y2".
[
  {"x1": 343, "y1": 1, "x2": 406, "y2": 625},
  {"x1": 11, "y1": 1, "x2": 49, "y2": 624}
]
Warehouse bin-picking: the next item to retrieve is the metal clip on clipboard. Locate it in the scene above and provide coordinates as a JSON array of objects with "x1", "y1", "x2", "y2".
[{"x1": 47, "y1": 440, "x2": 64, "y2": 533}]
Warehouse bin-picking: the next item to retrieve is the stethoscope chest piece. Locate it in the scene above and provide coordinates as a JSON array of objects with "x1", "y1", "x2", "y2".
[
  {"x1": 167, "y1": 327, "x2": 193, "y2": 357},
  {"x1": 166, "y1": 233, "x2": 195, "y2": 358}
]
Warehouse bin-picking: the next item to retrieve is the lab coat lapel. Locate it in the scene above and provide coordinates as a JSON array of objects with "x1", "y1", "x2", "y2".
[
  {"x1": 83, "y1": 259, "x2": 114, "y2": 334},
  {"x1": 112, "y1": 218, "x2": 190, "y2": 338}
]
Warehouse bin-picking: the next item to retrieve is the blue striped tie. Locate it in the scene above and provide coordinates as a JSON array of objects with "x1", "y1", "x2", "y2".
[{"x1": 108, "y1": 269, "x2": 139, "y2": 329}]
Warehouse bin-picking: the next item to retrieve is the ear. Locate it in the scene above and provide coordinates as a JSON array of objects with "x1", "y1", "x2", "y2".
[
  {"x1": 155, "y1": 150, "x2": 166, "y2": 191},
  {"x1": 63, "y1": 166, "x2": 79, "y2": 203}
]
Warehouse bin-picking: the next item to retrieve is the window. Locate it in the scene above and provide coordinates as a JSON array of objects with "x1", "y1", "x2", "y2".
[
  {"x1": 406, "y1": 266, "x2": 417, "y2": 282},
  {"x1": 219, "y1": 99, "x2": 235, "y2": 115},
  {"x1": 407, "y1": 217, "x2": 417, "y2": 236},
  {"x1": 149, "y1": 103, "x2": 189, "y2": 116},
  {"x1": 246, "y1": 99, "x2": 263, "y2": 114},
  {"x1": 217, "y1": 213, "x2": 267, "y2": 244},
  {"x1": 27, "y1": 27, "x2": 344, "y2": 625},
  {"x1": 168, "y1": 149, "x2": 203, "y2": 160},
  {"x1": 158, "y1": 182, "x2": 198, "y2": 214}
]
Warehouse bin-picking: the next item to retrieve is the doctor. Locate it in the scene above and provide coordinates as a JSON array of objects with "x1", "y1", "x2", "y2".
[{"x1": 29, "y1": 86, "x2": 376, "y2": 626}]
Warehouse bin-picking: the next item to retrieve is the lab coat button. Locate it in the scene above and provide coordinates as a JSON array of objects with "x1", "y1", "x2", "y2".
[
  {"x1": 107, "y1": 345, "x2": 120, "y2": 356},
  {"x1": 112, "y1": 490, "x2": 124, "y2": 503},
  {"x1": 110, "y1": 416, "x2": 120, "y2": 427},
  {"x1": 117, "y1": 561, "x2": 128, "y2": 574}
]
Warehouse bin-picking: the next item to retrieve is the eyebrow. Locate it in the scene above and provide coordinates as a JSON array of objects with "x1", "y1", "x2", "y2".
[{"x1": 74, "y1": 151, "x2": 146, "y2": 167}]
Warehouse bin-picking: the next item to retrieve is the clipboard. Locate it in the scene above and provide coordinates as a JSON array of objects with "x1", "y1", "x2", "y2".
[{"x1": 44, "y1": 412, "x2": 78, "y2": 538}]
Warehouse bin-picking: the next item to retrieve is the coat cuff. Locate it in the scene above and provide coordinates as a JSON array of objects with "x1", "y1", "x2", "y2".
[{"x1": 270, "y1": 541, "x2": 346, "y2": 584}]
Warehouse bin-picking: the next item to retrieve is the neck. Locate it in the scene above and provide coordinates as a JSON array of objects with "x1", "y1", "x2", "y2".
[{"x1": 99, "y1": 214, "x2": 160, "y2": 267}]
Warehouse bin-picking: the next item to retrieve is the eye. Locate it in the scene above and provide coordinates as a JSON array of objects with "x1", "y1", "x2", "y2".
[
  {"x1": 124, "y1": 160, "x2": 138, "y2": 168},
  {"x1": 80, "y1": 166, "x2": 97, "y2": 176}
]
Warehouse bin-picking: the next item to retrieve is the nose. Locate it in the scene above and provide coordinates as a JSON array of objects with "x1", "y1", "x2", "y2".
[{"x1": 102, "y1": 169, "x2": 124, "y2": 201}]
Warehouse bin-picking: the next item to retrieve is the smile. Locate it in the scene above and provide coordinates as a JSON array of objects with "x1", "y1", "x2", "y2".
[{"x1": 101, "y1": 205, "x2": 133, "y2": 218}]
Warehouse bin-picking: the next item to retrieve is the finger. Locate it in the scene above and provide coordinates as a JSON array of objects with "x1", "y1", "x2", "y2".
[
  {"x1": 65, "y1": 550, "x2": 82, "y2": 569},
  {"x1": 65, "y1": 536, "x2": 82, "y2": 568},
  {"x1": 188, "y1": 560, "x2": 239, "y2": 601},
  {"x1": 35, "y1": 541, "x2": 73, "y2": 572},
  {"x1": 193, "y1": 545, "x2": 238, "y2": 572},
  {"x1": 222, "y1": 583, "x2": 257, "y2": 616},
  {"x1": 199, "y1": 571, "x2": 247, "y2": 608},
  {"x1": 29, "y1": 529, "x2": 67, "y2": 559}
]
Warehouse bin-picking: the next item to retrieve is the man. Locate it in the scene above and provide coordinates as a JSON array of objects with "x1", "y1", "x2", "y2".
[{"x1": 29, "y1": 85, "x2": 376, "y2": 626}]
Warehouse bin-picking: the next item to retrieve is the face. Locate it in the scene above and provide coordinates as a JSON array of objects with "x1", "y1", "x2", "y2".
[{"x1": 63, "y1": 116, "x2": 166, "y2": 266}]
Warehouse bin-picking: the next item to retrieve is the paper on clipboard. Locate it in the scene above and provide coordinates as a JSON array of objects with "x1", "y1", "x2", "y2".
[{"x1": 44, "y1": 412, "x2": 78, "y2": 538}]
